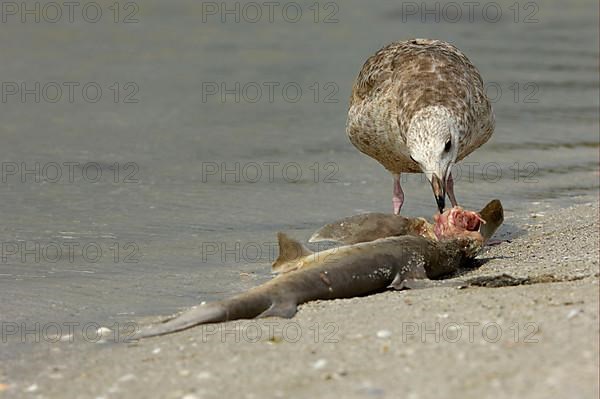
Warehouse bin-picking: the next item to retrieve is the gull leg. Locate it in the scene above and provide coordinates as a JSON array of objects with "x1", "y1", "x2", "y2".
[
  {"x1": 392, "y1": 174, "x2": 404, "y2": 215},
  {"x1": 447, "y1": 172, "x2": 459, "y2": 207}
]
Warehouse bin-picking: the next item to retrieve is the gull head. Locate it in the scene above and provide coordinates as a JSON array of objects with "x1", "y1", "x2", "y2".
[{"x1": 406, "y1": 106, "x2": 460, "y2": 213}]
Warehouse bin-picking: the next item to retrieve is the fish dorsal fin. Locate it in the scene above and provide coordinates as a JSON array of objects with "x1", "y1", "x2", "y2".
[{"x1": 272, "y1": 232, "x2": 313, "y2": 272}]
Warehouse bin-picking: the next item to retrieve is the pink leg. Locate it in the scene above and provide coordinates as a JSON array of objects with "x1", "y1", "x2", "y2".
[
  {"x1": 446, "y1": 172, "x2": 458, "y2": 208},
  {"x1": 392, "y1": 174, "x2": 404, "y2": 215}
]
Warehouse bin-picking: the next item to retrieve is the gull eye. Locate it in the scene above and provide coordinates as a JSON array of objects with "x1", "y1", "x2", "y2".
[{"x1": 444, "y1": 140, "x2": 452, "y2": 153}]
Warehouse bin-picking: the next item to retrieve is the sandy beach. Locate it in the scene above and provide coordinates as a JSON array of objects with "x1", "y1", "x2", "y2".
[
  {"x1": 1, "y1": 198, "x2": 598, "y2": 399},
  {"x1": 0, "y1": 1, "x2": 598, "y2": 398}
]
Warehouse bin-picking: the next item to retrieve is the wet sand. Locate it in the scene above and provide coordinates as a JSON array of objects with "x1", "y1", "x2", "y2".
[{"x1": 1, "y1": 199, "x2": 598, "y2": 399}]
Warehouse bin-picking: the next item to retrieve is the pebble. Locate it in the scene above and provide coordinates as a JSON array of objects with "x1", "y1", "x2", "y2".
[
  {"x1": 152, "y1": 347, "x2": 161, "y2": 354},
  {"x1": 25, "y1": 384, "x2": 38, "y2": 392},
  {"x1": 312, "y1": 359, "x2": 327, "y2": 370},
  {"x1": 567, "y1": 309, "x2": 582, "y2": 319},
  {"x1": 376, "y1": 330, "x2": 392, "y2": 339}
]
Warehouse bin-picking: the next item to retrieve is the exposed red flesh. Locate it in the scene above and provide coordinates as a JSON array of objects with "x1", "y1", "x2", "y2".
[{"x1": 433, "y1": 207, "x2": 486, "y2": 241}]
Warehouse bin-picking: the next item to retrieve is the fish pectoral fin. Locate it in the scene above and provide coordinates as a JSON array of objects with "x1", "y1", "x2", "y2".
[
  {"x1": 257, "y1": 301, "x2": 298, "y2": 319},
  {"x1": 272, "y1": 232, "x2": 313, "y2": 273},
  {"x1": 389, "y1": 264, "x2": 429, "y2": 290}
]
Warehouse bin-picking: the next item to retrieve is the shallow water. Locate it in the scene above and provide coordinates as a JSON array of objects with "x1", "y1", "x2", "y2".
[{"x1": 0, "y1": 0, "x2": 598, "y2": 358}]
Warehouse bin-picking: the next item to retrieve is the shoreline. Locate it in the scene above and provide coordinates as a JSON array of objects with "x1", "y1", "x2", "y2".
[{"x1": 1, "y1": 199, "x2": 598, "y2": 399}]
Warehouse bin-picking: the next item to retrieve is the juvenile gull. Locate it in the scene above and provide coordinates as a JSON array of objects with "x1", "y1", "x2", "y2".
[{"x1": 347, "y1": 38, "x2": 494, "y2": 214}]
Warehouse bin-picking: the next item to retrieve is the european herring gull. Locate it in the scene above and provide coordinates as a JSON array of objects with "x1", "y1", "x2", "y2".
[{"x1": 347, "y1": 38, "x2": 494, "y2": 214}]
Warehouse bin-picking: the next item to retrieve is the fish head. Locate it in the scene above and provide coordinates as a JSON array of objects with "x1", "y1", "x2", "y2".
[
  {"x1": 406, "y1": 106, "x2": 460, "y2": 213},
  {"x1": 435, "y1": 200, "x2": 504, "y2": 257}
]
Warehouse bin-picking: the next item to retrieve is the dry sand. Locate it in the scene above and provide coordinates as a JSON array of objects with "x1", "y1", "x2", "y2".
[{"x1": 1, "y1": 199, "x2": 598, "y2": 399}]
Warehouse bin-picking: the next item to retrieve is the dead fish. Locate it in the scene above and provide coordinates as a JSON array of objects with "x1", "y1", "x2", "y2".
[
  {"x1": 309, "y1": 200, "x2": 502, "y2": 246},
  {"x1": 135, "y1": 200, "x2": 503, "y2": 339},
  {"x1": 308, "y1": 213, "x2": 436, "y2": 245}
]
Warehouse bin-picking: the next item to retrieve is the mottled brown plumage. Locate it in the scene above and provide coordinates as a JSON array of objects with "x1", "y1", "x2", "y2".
[{"x1": 347, "y1": 39, "x2": 494, "y2": 213}]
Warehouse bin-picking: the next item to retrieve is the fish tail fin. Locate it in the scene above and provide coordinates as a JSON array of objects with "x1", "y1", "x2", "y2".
[
  {"x1": 136, "y1": 289, "x2": 274, "y2": 339},
  {"x1": 479, "y1": 199, "x2": 504, "y2": 242},
  {"x1": 135, "y1": 302, "x2": 227, "y2": 339}
]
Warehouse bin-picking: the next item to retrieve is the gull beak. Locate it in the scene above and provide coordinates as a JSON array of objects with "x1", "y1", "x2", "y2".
[{"x1": 431, "y1": 174, "x2": 445, "y2": 213}]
